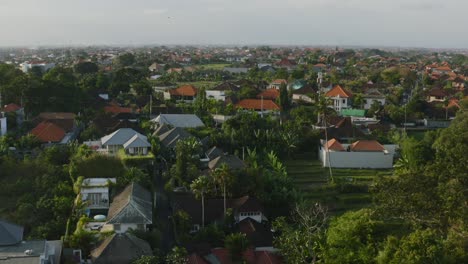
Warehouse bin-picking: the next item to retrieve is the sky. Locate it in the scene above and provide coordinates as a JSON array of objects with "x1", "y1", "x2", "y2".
[{"x1": 0, "y1": 0, "x2": 466, "y2": 48}]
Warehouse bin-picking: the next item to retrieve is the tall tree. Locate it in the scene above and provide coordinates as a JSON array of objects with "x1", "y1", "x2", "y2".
[
  {"x1": 190, "y1": 176, "x2": 210, "y2": 228},
  {"x1": 212, "y1": 163, "x2": 233, "y2": 215}
]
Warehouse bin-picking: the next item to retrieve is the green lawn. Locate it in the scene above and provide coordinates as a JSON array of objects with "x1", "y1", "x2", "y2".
[
  {"x1": 176, "y1": 81, "x2": 219, "y2": 89},
  {"x1": 285, "y1": 153, "x2": 392, "y2": 215},
  {"x1": 196, "y1": 63, "x2": 232, "y2": 70}
]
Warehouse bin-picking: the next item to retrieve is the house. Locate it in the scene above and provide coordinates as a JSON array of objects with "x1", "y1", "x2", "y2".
[
  {"x1": 152, "y1": 114, "x2": 205, "y2": 128},
  {"x1": 90, "y1": 233, "x2": 152, "y2": 264},
  {"x1": 325, "y1": 85, "x2": 353, "y2": 111},
  {"x1": 1, "y1": 103, "x2": 25, "y2": 126},
  {"x1": 257, "y1": 88, "x2": 280, "y2": 100},
  {"x1": 236, "y1": 218, "x2": 274, "y2": 251},
  {"x1": 318, "y1": 138, "x2": 397, "y2": 169},
  {"x1": 81, "y1": 178, "x2": 117, "y2": 212},
  {"x1": 164, "y1": 85, "x2": 198, "y2": 103},
  {"x1": 427, "y1": 88, "x2": 447, "y2": 102},
  {"x1": 432, "y1": 66, "x2": 452, "y2": 75},
  {"x1": 208, "y1": 154, "x2": 246, "y2": 170},
  {"x1": 268, "y1": 79, "x2": 287, "y2": 90},
  {"x1": 206, "y1": 82, "x2": 240, "y2": 102},
  {"x1": 30, "y1": 112, "x2": 78, "y2": 144},
  {"x1": 195, "y1": 248, "x2": 282, "y2": 264},
  {"x1": 20, "y1": 61, "x2": 55, "y2": 73},
  {"x1": 324, "y1": 117, "x2": 366, "y2": 141},
  {"x1": 100, "y1": 128, "x2": 151, "y2": 155},
  {"x1": 104, "y1": 102, "x2": 138, "y2": 122},
  {"x1": 292, "y1": 85, "x2": 316, "y2": 103},
  {"x1": 0, "y1": 219, "x2": 62, "y2": 264},
  {"x1": 158, "y1": 127, "x2": 194, "y2": 149},
  {"x1": 172, "y1": 194, "x2": 266, "y2": 232},
  {"x1": 363, "y1": 89, "x2": 386, "y2": 110},
  {"x1": 236, "y1": 99, "x2": 280, "y2": 114},
  {"x1": 312, "y1": 63, "x2": 327, "y2": 72},
  {"x1": 275, "y1": 58, "x2": 297, "y2": 71},
  {"x1": 106, "y1": 183, "x2": 153, "y2": 233}
]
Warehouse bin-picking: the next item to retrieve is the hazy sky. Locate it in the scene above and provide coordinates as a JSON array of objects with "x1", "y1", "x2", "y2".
[{"x1": 0, "y1": 0, "x2": 466, "y2": 48}]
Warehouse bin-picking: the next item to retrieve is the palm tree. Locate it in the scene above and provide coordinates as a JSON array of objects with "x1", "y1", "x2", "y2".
[
  {"x1": 212, "y1": 163, "x2": 232, "y2": 216},
  {"x1": 190, "y1": 176, "x2": 210, "y2": 228}
]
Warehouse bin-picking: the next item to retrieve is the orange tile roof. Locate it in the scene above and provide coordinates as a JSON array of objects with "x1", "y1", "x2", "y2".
[
  {"x1": 435, "y1": 66, "x2": 451, "y2": 72},
  {"x1": 271, "y1": 79, "x2": 287, "y2": 85},
  {"x1": 325, "y1": 138, "x2": 345, "y2": 151},
  {"x1": 447, "y1": 98, "x2": 461, "y2": 109},
  {"x1": 2, "y1": 103, "x2": 22, "y2": 112},
  {"x1": 350, "y1": 140, "x2": 385, "y2": 152},
  {"x1": 257, "y1": 88, "x2": 280, "y2": 100},
  {"x1": 169, "y1": 85, "x2": 198, "y2": 96},
  {"x1": 104, "y1": 103, "x2": 133, "y2": 114},
  {"x1": 30, "y1": 121, "x2": 66, "y2": 143},
  {"x1": 325, "y1": 85, "x2": 352, "y2": 98},
  {"x1": 255, "y1": 251, "x2": 282, "y2": 264},
  {"x1": 236, "y1": 99, "x2": 280, "y2": 111},
  {"x1": 187, "y1": 253, "x2": 209, "y2": 264}
]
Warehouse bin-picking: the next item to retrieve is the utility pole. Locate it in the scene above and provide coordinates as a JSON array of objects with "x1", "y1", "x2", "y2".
[{"x1": 149, "y1": 94, "x2": 152, "y2": 118}]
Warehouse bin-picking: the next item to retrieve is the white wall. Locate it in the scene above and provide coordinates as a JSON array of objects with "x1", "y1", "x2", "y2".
[
  {"x1": 319, "y1": 144, "x2": 397, "y2": 169},
  {"x1": 236, "y1": 212, "x2": 263, "y2": 223},
  {"x1": 364, "y1": 98, "x2": 386, "y2": 109},
  {"x1": 0, "y1": 117, "x2": 6, "y2": 136},
  {"x1": 206, "y1": 90, "x2": 226, "y2": 101}
]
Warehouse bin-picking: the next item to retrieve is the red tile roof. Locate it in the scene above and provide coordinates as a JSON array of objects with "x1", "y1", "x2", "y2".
[
  {"x1": 104, "y1": 102, "x2": 133, "y2": 114},
  {"x1": 447, "y1": 98, "x2": 461, "y2": 109},
  {"x1": 257, "y1": 88, "x2": 280, "y2": 100},
  {"x1": 435, "y1": 66, "x2": 452, "y2": 72},
  {"x1": 325, "y1": 138, "x2": 345, "y2": 151},
  {"x1": 236, "y1": 99, "x2": 280, "y2": 111},
  {"x1": 30, "y1": 121, "x2": 66, "y2": 143},
  {"x1": 169, "y1": 85, "x2": 198, "y2": 96},
  {"x1": 350, "y1": 140, "x2": 385, "y2": 152},
  {"x1": 325, "y1": 85, "x2": 353, "y2": 98},
  {"x1": 271, "y1": 79, "x2": 287, "y2": 85},
  {"x1": 2, "y1": 103, "x2": 22, "y2": 112},
  {"x1": 211, "y1": 248, "x2": 232, "y2": 264}
]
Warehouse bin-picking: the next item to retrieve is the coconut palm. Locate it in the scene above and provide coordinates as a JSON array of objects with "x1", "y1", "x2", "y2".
[
  {"x1": 212, "y1": 163, "x2": 233, "y2": 215},
  {"x1": 190, "y1": 175, "x2": 210, "y2": 228}
]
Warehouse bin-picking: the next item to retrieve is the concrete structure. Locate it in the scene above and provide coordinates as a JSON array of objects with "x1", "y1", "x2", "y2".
[
  {"x1": 363, "y1": 89, "x2": 386, "y2": 110},
  {"x1": 0, "y1": 117, "x2": 6, "y2": 136},
  {"x1": 319, "y1": 139, "x2": 397, "y2": 169},
  {"x1": 81, "y1": 178, "x2": 117, "y2": 211},
  {"x1": 20, "y1": 61, "x2": 55, "y2": 73}
]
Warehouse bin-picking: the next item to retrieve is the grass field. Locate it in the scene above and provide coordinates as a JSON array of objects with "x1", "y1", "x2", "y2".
[
  {"x1": 176, "y1": 81, "x2": 219, "y2": 89},
  {"x1": 285, "y1": 153, "x2": 392, "y2": 215},
  {"x1": 196, "y1": 63, "x2": 232, "y2": 70}
]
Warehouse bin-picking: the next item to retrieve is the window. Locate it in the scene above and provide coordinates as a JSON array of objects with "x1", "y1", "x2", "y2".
[
  {"x1": 114, "y1": 224, "x2": 121, "y2": 231},
  {"x1": 342, "y1": 99, "x2": 346, "y2": 104}
]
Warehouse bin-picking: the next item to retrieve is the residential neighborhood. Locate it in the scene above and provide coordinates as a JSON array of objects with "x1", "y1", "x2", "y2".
[{"x1": 1, "y1": 42, "x2": 467, "y2": 264}]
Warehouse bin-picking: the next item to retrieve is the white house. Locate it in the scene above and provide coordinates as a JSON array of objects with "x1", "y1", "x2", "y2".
[
  {"x1": 81, "y1": 178, "x2": 117, "y2": 211},
  {"x1": 325, "y1": 85, "x2": 353, "y2": 112},
  {"x1": 106, "y1": 183, "x2": 153, "y2": 234},
  {"x1": 20, "y1": 61, "x2": 55, "y2": 73},
  {"x1": 100, "y1": 128, "x2": 151, "y2": 155},
  {"x1": 363, "y1": 89, "x2": 386, "y2": 110},
  {"x1": 319, "y1": 138, "x2": 397, "y2": 169}
]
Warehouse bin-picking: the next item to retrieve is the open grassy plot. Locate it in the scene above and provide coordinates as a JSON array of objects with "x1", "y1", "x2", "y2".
[
  {"x1": 196, "y1": 63, "x2": 232, "y2": 70},
  {"x1": 176, "y1": 81, "x2": 219, "y2": 89},
  {"x1": 285, "y1": 153, "x2": 393, "y2": 215}
]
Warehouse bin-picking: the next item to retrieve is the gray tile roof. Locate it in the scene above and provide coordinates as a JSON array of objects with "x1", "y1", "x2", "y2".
[
  {"x1": 158, "y1": 127, "x2": 193, "y2": 149},
  {"x1": 101, "y1": 128, "x2": 147, "y2": 146},
  {"x1": 152, "y1": 114, "x2": 205, "y2": 128},
  {"x1": 91, "y1": 233, "x2": 152, "y2": 264},
  {"x1": 0, "y1": 219, "x2": 23, "y2": 246},
  {"x1": 107, "y1": 183, "x2": 153, "y2": 225},
  {"x1": 123, "y1": 134, "x2": 151, "y2": 149},
  {"x1": 0, "y1": 240, "x2": 45, "y2": 263},
  {"x1": 208, "y1": 154, "x2": 246, "y2": 170}
]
